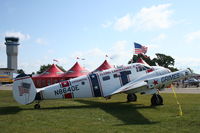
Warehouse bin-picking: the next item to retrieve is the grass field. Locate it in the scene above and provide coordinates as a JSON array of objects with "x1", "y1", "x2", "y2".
[{"x1": 0, "y1": 90, "x2": 200, "y2": 133}]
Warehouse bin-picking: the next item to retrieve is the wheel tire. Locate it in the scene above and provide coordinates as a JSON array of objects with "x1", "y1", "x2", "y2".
[
  {"x1": 34, "y1": 104, "x2": 40, "y2": 109},
  {"x1": 127, "y1": 93, "x2": 137, "y2": 102},
  {"x1": 151, "y1": 94, "x2": 163, "y2": 106}
]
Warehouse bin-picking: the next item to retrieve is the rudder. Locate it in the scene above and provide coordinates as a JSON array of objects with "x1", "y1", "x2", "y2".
[{"x1": 13, "y1": 74, "x2": 37, "y2": 105}]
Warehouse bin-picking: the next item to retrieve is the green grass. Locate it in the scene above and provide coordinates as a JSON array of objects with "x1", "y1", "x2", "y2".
[{"x1": 0, "y1": 90, "x2": 200, "y2": 133}]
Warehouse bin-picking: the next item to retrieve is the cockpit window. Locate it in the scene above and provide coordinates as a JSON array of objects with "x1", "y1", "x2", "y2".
[
  {"x1": 103, "y1": 76, "x2": 110, "y2": 81},
  {"x1": 136, "y1": 66, "x2": 142, "y2": 72},
  {"x1": 144, "y1": 66, "x2": 150, "y2": 70},
  {"x1": 136, "y1": 65, "x2": 151, "y2": 72}
]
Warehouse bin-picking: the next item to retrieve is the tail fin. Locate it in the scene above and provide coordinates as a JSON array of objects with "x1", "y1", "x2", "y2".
[{"x1": 13, "y1": 74, "x2": 37, "y2": 105}]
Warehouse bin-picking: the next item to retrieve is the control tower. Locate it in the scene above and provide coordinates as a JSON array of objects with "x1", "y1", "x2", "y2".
[{"x1": 5, "y1": 37, "x2": 20, "y2": 72}]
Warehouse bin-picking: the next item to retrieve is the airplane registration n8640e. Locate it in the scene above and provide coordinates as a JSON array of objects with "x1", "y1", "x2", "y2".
[{"x1": 13, "y1": 63, "x2": 192, "y2": 109}]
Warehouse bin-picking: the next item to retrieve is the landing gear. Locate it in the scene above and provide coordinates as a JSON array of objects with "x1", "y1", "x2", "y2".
[
  {"x1": 127, "y1": 93, "x2": 137, "y2": 102},
  {"x1": 34, "y1": 101, "x2": 41, "y2": 109},
  {"x1": 151, "y1": 94, "x2": 163, "y2": 106},
  {"x1": 34, "y1": 104, "x2": 40, "y2": 109}
]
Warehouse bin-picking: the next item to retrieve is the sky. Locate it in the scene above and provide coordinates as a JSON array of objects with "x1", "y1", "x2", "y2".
[{"x1": 1, "y1": 0, "x2": 200, "y2": 74}]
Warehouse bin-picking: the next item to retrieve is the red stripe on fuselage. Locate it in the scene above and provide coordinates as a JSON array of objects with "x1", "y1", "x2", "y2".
[{"x1": 64, "y1": 93, "x2": 73, "y2": 99}]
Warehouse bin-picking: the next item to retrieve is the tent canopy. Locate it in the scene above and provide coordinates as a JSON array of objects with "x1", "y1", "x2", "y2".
[
  {"x1": 61, "y1": 62, "x2": 89, "y2": 78},
  {"x1": 33, "y1": 64, "x2": 64, "y2": 78},
  {"x1": 137, "y1": 58, "x2": 149, "y2": 66},
  {"x1": 93, "y1": 60, "x2": 113, "y2": 72}
]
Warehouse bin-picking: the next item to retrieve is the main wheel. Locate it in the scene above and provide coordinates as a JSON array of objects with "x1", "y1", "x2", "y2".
[
  {"x1": 34, "y1": 104, "x2": 40, "y2": 109},
  {"x1": 127, "y1": 93, "x2": 137, "y2": 102},
  {"x1": 151, "y1": 94, "x2": 163, "y2": 106}
]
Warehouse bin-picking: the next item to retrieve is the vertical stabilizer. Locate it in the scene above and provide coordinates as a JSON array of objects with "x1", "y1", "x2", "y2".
[{"x1": 13, "y1": 75, "x2": 36, "y2": 105}]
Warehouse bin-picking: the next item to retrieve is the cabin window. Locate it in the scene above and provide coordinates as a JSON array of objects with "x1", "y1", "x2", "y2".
[
  {"x1": 139, "y1": 66, "x2": 143, "y2": 71},
  {"x1": 102, "y1": 76, "x2": 110, "y2": 81},
  {"x1": 113, "y1": 73, "x2": 120, "y2": 78},
  {"x1": 136, "y1": 65, "x2": 147, "y2": 72}
]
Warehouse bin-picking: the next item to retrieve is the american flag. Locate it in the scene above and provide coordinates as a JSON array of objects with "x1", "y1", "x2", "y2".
[{"x1": 134, "y1": 42, "x2": 148, "y2": 54}]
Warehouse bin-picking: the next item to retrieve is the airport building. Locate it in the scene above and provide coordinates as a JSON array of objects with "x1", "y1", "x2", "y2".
[{"x1": 0, "y1": 37, "x2": 20, "y2": 83}]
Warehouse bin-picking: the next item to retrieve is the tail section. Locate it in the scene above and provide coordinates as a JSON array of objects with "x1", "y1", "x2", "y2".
[{"x1": 13, "y1": 74, "x2": 37, "y2": 105}]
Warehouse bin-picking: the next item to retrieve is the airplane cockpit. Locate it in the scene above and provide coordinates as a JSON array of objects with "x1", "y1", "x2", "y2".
[{"x1": 135, "y1": 64, "x2": 154, "y2": 73}]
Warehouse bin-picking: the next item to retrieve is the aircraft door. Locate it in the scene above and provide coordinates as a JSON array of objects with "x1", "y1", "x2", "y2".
[
  {"x1": 88, "y1": 73, "x2": 102, "y2": 97},
  {"x1": 120, "y1": 71, "x2": 131, "y2": 85}
]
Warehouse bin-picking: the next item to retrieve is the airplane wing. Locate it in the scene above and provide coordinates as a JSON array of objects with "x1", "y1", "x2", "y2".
[
  {"x1": 105, "y1": 68, "x2": 191, "y2": 97},
  {"x1": 105, "y1": 80, "x2": 148, "y2": 97}
]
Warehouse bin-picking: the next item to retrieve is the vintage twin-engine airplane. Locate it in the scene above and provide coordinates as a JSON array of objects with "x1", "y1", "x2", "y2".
[{"x1": 13, "y1": 63, "x2": 192, "y2": 109}]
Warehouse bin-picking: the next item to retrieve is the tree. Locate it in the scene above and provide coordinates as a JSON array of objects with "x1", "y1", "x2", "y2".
[
  {"x1": 153, "y1": 53, "x2": 174, "y2": 68},
  {"x1": 128, "y1": 53, "x2": 178, "y2": 72},
  {"x1": 153, "y1": 53, "x2": 178, "y2": 71},
  {"x1": 31, "y1": 72, "x2": 35, "y2": 75},
  {"x1": 128, "y1": 54, "x2": 156, "y2": 66},
  {"x1": 37, "y1": 64, "x2": 52, "y2": 74},
  {"x1": 57, "y1": 65, "x2": 66, "y2": 72},
  {"x1": 17, "y1": 69, "x2": 25, "y2": 74}
]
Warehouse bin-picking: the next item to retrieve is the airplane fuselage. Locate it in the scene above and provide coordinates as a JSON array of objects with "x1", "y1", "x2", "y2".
[{"x1": 38, "y1": 64, "x2": 167, "y2": 100}]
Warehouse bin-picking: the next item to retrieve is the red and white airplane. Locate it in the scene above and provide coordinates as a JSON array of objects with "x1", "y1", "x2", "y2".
[{"x1": 13, "y1": 63, "x2": 192, "y2": 109}]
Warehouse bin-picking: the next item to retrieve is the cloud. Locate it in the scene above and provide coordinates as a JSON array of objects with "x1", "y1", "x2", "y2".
[
  {"x1": 146, "y1": 44, "x2": 159, "y2": 49},
  {"x1": 36, "y1": 38, "x2": 48, "y2": 45},
  {"x1": 175, "y1": 57, "x2": 200, "y2": 73},
  {"x1": 19, "y1": 56, "x2": 69, "y2": 73},
  {"x1": 71, "y1": 48, "x2": 106, "y2": 59},
  {"x1": 134, "y1": 4, "x2": 173, "y2": 30},
  {"x1": 104, "y1": 4, "x2": 174, "y2": 31},
  {"x1": 109, "y1": 40, "x2": 130, "y2": 58},
  {"x1": 185, "y1": 30, "x2": 200, "y2": 42},
  {"x1": 5, "y1": 31, "x2": 30, "y2": 41},
  {"x1": 151, "y1": 33, "x2": 167, "y2": 42},
  {"x1": 0, "y1": 63, "x2": 6, "y2": 68},
  {"x1": 101, "y1": 21, "x2": 113, "y2": 28},
  {"x1": 70, "y1": 40, "x2": 132, "y2": 71},
  {"x1": 0, "y1": 42, "x2": 5, "y2": 50},
  {"x1": 109, "y1": 40, "x2": 132, "y2": 65},
  {"x1": 47, "y1": 49, "x2": 55, "y2": 54},
  {"x1": 113, "y1": 14, "x2": 133, "y2": 31}
]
